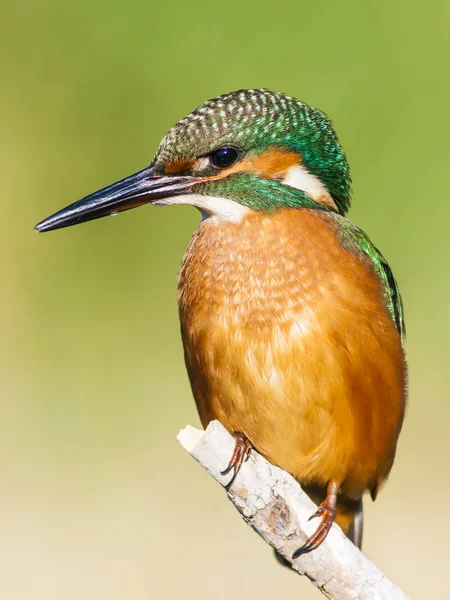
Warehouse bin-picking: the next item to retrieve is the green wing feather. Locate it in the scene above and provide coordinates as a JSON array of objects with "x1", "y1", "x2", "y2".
[
  {"x1": 333, "y1": 214, "x2": 406, "y2": 343},
  {"x1": 372, "y1": 245, "x2": 405, "y2": 342}
]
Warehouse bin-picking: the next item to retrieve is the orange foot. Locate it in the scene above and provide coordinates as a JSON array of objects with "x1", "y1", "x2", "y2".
[
  {"x1": 221, "y1": 432, "x2": 252, "y2": 487},
  {"x1": 292, "y1": 481, "x2": 339, "y2": 558}
]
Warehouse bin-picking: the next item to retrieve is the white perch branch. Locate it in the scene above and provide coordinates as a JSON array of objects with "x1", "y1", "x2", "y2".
[{"x1": 178, "y1": 420, "x2": 409, "y2": 600}]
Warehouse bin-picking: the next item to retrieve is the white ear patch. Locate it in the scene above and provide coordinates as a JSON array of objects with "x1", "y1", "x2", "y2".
[
  {"x1": 153, "y1": 193, "x2": 250, "y2": 223},
  {"x1": 282, "y1": 165, "x2": 338, "y2": 211}
]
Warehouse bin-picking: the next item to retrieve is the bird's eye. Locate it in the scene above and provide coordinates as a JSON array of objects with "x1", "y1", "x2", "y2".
[{"x1": 210, "y1": 147, "x2": 239, "y2": 169}]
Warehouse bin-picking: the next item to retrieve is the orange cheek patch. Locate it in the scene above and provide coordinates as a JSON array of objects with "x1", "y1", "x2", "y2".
[
  {"x1": 164, "y1": 157, "x2": 196, "y2": 174},
  {"x1": 247, "y1": 148, "x2": 302, "y2": 178},
  {"x1": 205, "y1": 149, "x2": 302, "y2": 182}
]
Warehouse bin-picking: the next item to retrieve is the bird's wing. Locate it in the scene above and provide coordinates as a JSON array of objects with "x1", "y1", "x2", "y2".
[{"x1": 332, "y1": 213, "x2": 406, "y2": 343}]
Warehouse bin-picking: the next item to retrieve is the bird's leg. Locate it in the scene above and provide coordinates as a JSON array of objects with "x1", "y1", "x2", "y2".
[
  {"x1": 220, "y1": 432, "x2": 252, "y2": 487},
  {"x1": 292, "y1": 480, "x2": 339, "y2": 558}
]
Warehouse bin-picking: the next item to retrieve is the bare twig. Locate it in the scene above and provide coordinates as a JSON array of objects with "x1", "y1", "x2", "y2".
[{"x1": 178, "y1": 420, "x2": 409, "y2": 600}]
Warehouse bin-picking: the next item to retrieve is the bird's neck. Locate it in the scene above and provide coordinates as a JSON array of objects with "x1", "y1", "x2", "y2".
[{"x1": 197, "y1": 174, "x2": 332, "y2": 215}]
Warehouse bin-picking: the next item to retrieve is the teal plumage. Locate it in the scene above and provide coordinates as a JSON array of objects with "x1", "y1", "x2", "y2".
[{"x1": 334, "y1": 214, "x2": 406, "y2": 342}]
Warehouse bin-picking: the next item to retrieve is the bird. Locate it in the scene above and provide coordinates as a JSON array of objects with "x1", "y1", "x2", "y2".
[{"x1": 35, "y1": 89, "x2": 407, "y2": 558}]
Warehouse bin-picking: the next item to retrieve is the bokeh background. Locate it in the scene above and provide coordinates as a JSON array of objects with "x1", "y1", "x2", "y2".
[{"x1": 2, "y1": 1, "x2": 449, "y2": 598}]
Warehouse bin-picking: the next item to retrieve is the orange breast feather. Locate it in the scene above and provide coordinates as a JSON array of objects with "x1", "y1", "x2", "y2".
[{"x1": 177, "y1": 208, "x2": 406, "y2": 500}]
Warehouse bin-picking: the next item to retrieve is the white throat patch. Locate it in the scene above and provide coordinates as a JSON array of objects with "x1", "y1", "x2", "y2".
[
  {"x1": 153, "y1": 193, "x2": 250, "y2": 223},
  {"x1": 282, "y1": 165, "x2": 337, "y2": 211}
]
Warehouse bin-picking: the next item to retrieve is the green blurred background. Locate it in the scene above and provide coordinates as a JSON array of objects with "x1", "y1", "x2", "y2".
[{"x1": 2, "y1": 1, "x2": 449, "y2": 598}]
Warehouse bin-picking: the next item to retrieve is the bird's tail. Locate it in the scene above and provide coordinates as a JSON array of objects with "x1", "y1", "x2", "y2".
[{"x1": 345, "y1": 498, "x2": 363, "y2": 549}]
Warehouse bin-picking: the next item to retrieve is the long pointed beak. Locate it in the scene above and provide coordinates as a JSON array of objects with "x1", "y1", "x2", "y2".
[{"x1": 34, "y1": 164, "x2": 196, "y2": 233}]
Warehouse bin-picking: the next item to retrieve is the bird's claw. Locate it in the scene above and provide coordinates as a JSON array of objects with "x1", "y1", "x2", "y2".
[
  {"x1": 308, "y1": 506, "x2": 325, "y2": 521},
  {"x1": 221, "y1": 432, "x2": 252, "y2": 488},
  {"x1": 293, "y1": 482, "x2": 338, "y2": 558}
]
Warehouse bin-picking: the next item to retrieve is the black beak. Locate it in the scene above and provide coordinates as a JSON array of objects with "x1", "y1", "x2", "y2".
[{"x1": 34, "y1": 164, "x2": 196, "y2": 232}]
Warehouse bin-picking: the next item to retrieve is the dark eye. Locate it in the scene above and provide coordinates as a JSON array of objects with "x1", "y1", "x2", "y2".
[{"x1": 210, "y1": 146, "x2": 239, "y2": 169}]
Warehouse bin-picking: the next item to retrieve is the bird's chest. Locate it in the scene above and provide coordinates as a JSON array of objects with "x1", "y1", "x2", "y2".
[
  {"x1": 177, "y1": 211, "x2": 337, "y2": 434},
  {"x1": 179, "y1": 217, "x2": 317, "y2": 334}
]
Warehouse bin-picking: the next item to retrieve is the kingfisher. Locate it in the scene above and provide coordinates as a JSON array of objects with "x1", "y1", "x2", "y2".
[{"x1": 35, "y1": 89, "x2": 407, "y2": 557}]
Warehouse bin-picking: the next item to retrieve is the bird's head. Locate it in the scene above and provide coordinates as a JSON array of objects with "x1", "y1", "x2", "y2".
[{"x1": 35, "y1": 89, "x2": 351, "y2": 232}]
